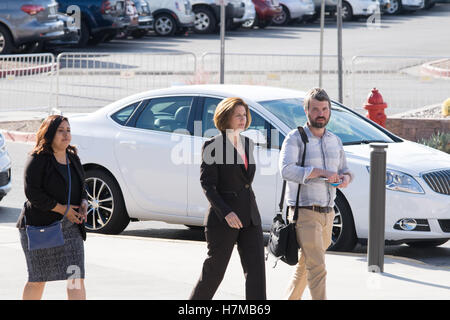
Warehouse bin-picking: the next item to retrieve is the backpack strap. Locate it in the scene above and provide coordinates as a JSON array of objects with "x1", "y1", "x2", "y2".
[{"x1": 278, "y1": 126, "x2": 308, "y2": 222}]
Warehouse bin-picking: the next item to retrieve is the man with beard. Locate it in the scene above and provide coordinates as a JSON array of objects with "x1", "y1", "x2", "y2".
[{"x1": 278, "y1": 87, "x2": 354, "y2": 300}]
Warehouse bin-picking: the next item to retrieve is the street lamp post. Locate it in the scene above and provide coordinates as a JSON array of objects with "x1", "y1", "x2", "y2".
[
  {"x1": 337, "y1": 0, "x2": 343, "y2": 103},
  {"x1": 319, "y1": 0, "x2": 325, "y2": 88},
  {"x1": 220, "y1": 0, "x2": 226, "y2": 84}
]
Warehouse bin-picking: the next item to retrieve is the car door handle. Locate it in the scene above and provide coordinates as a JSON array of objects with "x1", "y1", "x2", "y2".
[{"x1": 119, "y1": 141, "x2": 137, "y2": 149}]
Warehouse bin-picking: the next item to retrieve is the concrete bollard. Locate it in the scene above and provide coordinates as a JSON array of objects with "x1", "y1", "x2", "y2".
[{"x1": 368, "y1": 143, "x2": 388, "y2": 273}]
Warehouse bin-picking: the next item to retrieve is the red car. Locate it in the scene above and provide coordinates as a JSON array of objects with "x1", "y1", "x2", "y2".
[{"x1": 244, "y1": 0, "x2": 281, "y2": 29}]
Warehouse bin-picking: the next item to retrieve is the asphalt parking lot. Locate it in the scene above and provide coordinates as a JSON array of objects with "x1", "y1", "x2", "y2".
[{"x1": 50, "y1": 5, "x2": 450, "y2": 61}]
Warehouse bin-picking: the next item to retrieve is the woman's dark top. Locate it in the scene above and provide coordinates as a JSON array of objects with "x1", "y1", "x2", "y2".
[
  {"x1": 17, "y1": 151, "x2": 87, "y2": 239},
  {"x1": 200, "y1": 132, "x2": 261, "y2": 228},
  {"x1": 56, "y1": 162, "x2": 82, "y2": 208}
]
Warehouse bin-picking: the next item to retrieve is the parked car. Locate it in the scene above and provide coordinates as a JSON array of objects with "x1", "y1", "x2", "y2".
[
  {"x1": 147, "y1": 0, "x2": 194, "y2": 36},
  {"x1": 55, "y1": 0, "x2": 129, "y2": 47},
  {"x1": 384, "y1": 0, "x2": 424, "y2": 14},
  {"x1": 243, "y1": 0, "x2": 282, "y2": 29},
  {"x1": 0, "y1": 133, "x2": 12, "y2": 202},
  {"x1": 70, "y1": 84, "x2": 450, "y2": 251},
  {"x1": 339, "y1": 0, "x2": 380, "y2": 21},
  {"x1": 423, "y1": 0, "x2": 436, "y2": 8},
  {"x1": 128, "y1": 0, "x2": 153, "y2": 38},
  {"x1": 190, "y1": 0, "x2": 245, "y2": 34},
  {"x1": 272, "y1": 0, "x2": 315, "y2": 26},
  {"x1": 232, "y1": 0, "x2": 256, "y2": 29},
  {"x1": 0, "y1": 0, "x2": 65, "y2": 54},
  {"x1": 308, "y1": 0, "x2": 337, "y2": 21}
]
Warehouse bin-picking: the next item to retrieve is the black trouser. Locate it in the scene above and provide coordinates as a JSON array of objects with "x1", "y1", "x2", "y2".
[{"x1": 189, "y1": 223, "x2": 266, "y2": 300}]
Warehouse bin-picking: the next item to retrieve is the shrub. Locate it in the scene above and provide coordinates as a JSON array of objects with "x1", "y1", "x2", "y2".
[{"x1": 420, "y1": 132, "x2": 450, "y2": 154}]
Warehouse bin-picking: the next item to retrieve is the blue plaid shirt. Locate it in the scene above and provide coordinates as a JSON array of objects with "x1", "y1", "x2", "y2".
[{"x1": 279, "y1": 125, "x2": 354, "y2": 208}]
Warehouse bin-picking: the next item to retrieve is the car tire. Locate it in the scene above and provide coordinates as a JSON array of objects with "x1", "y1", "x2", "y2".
[
  {"x1": 341, "y1": 2, "x2": 353, "y2": 21},
  {"x1": 272, "y1": 5, "x2": 290, "y2": 26},
  {"x1": 84, "y1": 168, "x2": 129, "y2": 234},
  {"x1": 75, "y1": 20, "x2": 90, "y2": 48},
  {"x1": 193, "y1": 7, "x2": 216, "y2": 34},
  {"x1": 0, "y1": 25, "x2": 15, "y2": 54},
  {"x1": 424, "y1": 0, "x2": 435, "y2": 9},
  {"x1": 385, "y1": 0, "x2": 402, "y2": 14},
  {"x1": 131, "y1": 30, "x2": 148, "y2": 39},
  {"x1": 154, "y1": 14, "x2": 177, "y2": 36},
  {"x1": 328, "y1": 191, "x2": 358, "y2": 252},
  {"x1": 405, "y1": 239, "x2": 448, "y2": 248}
]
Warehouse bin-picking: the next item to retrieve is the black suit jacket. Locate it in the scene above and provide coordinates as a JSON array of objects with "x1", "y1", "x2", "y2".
[
  {"x1": 17, "y1": 151, "x2": 87, "y2": 240},
  {"x1": 200, "y1": 133, "x2": 261, "y2": 228}
]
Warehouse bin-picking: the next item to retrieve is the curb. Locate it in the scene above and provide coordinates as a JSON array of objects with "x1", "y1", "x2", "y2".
[
  {"x1": 421, "y1": 59, "x2": 450, "y2": 78},
  {"x1": 0, "y1": 129, "x2": 35, "y2": 144}
]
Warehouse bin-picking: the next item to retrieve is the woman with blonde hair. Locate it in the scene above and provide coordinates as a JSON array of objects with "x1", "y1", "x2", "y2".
[
  {"x1": 190, "y1": 97, "x2": 266, "y2": 300},
  {"x1": 17, "y1": 115, "x2": 88, "y2": 300}
]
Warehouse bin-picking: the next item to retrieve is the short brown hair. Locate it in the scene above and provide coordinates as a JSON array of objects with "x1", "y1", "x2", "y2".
[
  {"x1": 213, "y1": 97, "x2": 252, "y2": 132},
  {"x1": 32, "y1": 115, "x2": 77, "y2": 155},
  {"x1": 304, "y1": 87, "x2": 331, "y2": 110}
]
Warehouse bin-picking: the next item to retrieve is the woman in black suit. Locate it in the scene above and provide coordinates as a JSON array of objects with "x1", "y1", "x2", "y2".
[
  {"x1": 190, "y1": 97, "x2": 266, "y2": 300},
  {"x1": 17, "y1": 115, "x2": 88, "y2": 300}
]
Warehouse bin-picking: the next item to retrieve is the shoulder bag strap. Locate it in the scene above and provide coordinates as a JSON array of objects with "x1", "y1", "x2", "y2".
[
  {"x1": 278, "y1": 127, "x2": 309, "y2": 221},
  {"x1": 292, "y1": 127, "x2": 309, "y2": 222},
  {"x1": 62, "y1": 153, "x2": 72, "y2": 220}
]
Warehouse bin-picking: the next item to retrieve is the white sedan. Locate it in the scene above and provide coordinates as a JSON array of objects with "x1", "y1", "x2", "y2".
[{"x1": 70, "y1": 85, "x2": 450, "y2": 251}]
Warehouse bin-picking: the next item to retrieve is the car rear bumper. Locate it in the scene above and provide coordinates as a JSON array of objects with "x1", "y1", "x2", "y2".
[{"x1": 14, "y1": 20, "x2": 65, "y2": 45}]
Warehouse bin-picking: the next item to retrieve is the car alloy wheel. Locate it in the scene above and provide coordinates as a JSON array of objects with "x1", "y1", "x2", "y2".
[
  {"x1": 341, "y1": 2, "x2": 353, "y2": 21},
  {"x1": 0, "y1": 34, "x2": 5, "y2": 53},
  {"x1": 85, "y1": 176, "x2": 114, "y2": 231},
  {"x1": 272, "y1": 6, "x2": 289, "y2": 25},
  {"x1": 195, "y1": 12, "x2": 211, "y2": 31},
  {"x1": 155, "y1": 14, "x2": 176, "y2": 36},
  {"x1": 84, "y1": 168, "x2": 129, "y2": 234},
  {"x1": 386, "y1": 0, "x2": 400, "y2": 14},
  {"x1": 0, "y1": 26, "x2": 14, "y2": 54},
  {"x1": 329, "y1": 192, "x2": 357, "y2": 252}
]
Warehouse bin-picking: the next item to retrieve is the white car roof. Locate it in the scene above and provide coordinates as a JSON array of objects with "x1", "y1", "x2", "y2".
[{"x1": 101, "y1": 85, "x2": 308, "y2": 115}]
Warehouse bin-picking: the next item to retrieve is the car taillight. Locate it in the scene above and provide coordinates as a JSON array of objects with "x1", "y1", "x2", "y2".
[
  {"x1": 21, "y1": 4, "x2": 45, "y2": 15},
  {"x1": 101, "y1": 0, "x2": 113, "y2": 14}
]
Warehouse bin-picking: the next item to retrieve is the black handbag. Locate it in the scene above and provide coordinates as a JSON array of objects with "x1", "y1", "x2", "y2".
[{"x1": 267, "y1": 127, "x2": 308, "y2": 267}]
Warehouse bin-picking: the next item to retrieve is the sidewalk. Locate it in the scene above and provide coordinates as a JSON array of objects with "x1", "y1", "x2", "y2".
[{"x1": 0, "y1": 226, "x2": 448, "y2": 300}]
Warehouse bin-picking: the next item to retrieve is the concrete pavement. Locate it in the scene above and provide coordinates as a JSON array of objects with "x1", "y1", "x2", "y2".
[{"x1": 1, "y1": 226, "x2": 448, "y2": 300}]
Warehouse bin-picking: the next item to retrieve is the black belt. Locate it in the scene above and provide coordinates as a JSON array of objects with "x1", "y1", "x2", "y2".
[{"x1": 290, "y1": 205, "x2": 333, "y2": 213}]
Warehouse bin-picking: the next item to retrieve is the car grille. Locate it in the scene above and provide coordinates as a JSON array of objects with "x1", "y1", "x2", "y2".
[
  {"x1": 438, "y1": 220, "x2": 450, "y2": 233},
  {"x1": 0, "y1": 169, "x2": 11, "y2": 187},
  {"x1": 422, "y1": 169, "x2": 450, "y2": 195}
]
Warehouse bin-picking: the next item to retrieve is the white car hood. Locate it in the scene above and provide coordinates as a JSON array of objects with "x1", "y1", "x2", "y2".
[{"x1": 344, "y1": 140, "x2": 450, "y2": 176}]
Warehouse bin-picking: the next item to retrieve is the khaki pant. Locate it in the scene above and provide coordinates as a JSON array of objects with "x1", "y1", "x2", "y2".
[{"x1": 285, "y1": 207, "x2": 335, "y2": 300}]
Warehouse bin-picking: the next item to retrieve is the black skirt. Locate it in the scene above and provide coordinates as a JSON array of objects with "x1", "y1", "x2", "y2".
[{"x1": 19, "y1": 218, "x2": 85, "y2": 282}]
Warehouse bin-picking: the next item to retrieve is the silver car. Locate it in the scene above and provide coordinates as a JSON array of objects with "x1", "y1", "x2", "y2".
[
  {"x1": 272, "y1": 0, "x2": 315, "y2": 25},
  {"x1": 0, "y1": 0, "x2": 64, "y2": 54},
  {"x1": 0, "y1": 133, "x2": 11, "y2": 202}
]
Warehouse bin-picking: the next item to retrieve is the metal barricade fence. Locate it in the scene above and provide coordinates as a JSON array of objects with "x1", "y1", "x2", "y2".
[
  {"x1": 351, "y1": 55, "x2": 450, "y2": 116},
  {"x1": 0, "y1": 53, "x2": 56, "y2": 113},
  {"x1": 56, "y1": 52, "x2": 197, "y2": 112},
  {"x1": 201, "y1": 52, "x2": 349, "y2": 105}
]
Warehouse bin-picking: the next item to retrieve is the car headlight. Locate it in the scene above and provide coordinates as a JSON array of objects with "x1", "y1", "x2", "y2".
[
  {"x1": 0, "y1": 133, "x2": 5, "y2": 148},
  {"x1": 366, "y1": 167, "x2": 425, "y2": 194},
  {"x1": 0, "y1": 133, "x2": 6, "y2": 155}
]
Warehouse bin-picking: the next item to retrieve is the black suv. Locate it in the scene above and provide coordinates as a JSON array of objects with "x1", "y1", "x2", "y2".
[{"x1": 56, "y1": 0, "x2": 130, "y2": 47}]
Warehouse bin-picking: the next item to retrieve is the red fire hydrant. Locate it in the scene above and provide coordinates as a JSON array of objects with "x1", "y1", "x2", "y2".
[{"x1": 364, "y1": 88, "x2": 387, "y2": 128}]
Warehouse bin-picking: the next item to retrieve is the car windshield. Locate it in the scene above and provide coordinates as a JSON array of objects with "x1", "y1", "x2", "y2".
[{"x1": 258, "y1": 98, "x2": 395, "y2": 145}]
